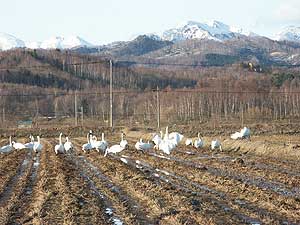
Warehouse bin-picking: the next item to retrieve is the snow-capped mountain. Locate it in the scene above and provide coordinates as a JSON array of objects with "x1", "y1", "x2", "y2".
[
  {"x1": 161, "y1": 20, "x2": 245, "y2": 42},
  {"x1": 0, "y1": 32, "x2": 25, "y2": 50},
  {"x1": 276, "y1": 26, "x2": 300, "y2": 42},
  {"x1": 0, "y1": 33, "x2": 94, "y2": 50},
  {"x1": 38, "y1": 36, "x2": 94, "y2": 49}
]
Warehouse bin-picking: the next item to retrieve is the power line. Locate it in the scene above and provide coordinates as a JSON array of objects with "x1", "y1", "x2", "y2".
[
  {"x1": 2, "y1": 89, "x2": 300, "y2": 97},
  {"x1": 1, "y1": 58, "x2": 300, "y2": 71}
]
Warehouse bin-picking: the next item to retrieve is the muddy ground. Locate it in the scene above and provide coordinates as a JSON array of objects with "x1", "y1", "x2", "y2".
[{"x1": 0, "y1": 132, "x2": 300, "y2": 224}]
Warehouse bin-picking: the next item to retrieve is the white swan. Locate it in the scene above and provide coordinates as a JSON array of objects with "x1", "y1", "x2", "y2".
[
  {"x1": 104, "y1": 144, "x2": 126, "y2": 157},
  {"x1": 194, "y1": 133, "x2": 204, "y2": 149},
  {"x1": 169, "y1": 131, "x2": 184, "y2": 146},
  {"x1": 24, "y1": 135, "x2": 34, "y2": 150},
  {"x1": 158, "y1": 127, "x2": 176, "y2": 154},
  {"x1": 185, "y1": 138, "x2": 193, "y2": 146},
  {"x1": 240, "y1": 127, "x2": 251, "y2": 139},
  {"x1": 12, "y1": 140, "x2": 26, "y2": 150},
  {"x1": 64, "y1": 137, "x2": 73, "y2": 152},
  {"x1": 230, "y1": 131, "x2": 242, "y2": 140},
  {"x1": 91, "y1": 133, "x2": 108, "y2": 152},
  {"x1": 211, "y1": 140, "x2": 222, "y2": 151},
  {"x1": 0, "y1": 136, "x2": 13, "y2": 153},
  {"x1": 82, "y1": 133, "x2": 93, "y2": 153},
  {"x1": 231, "y1": 127, "x2": 251, "y2": 140},
  {"x1": 55, "y1": 133, "x2": 65, "y2": 154},
  {"x1": 153, "y1": 131, "x2": 163, "y2": 149},
  {"x1": 120, "y1": 132, "x2": 128, "y2": 148},
  {"x1": 135, "y1": 138, "x2": 153, "y2": 151},
  {"x1": 33, "y1": 136, "x2": 43, "y2": 153}
]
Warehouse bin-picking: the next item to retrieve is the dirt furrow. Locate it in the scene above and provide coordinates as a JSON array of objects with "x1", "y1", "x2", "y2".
[
  {"x1": 6, "y1": 151, "x2": 41, "y2": 225},
  {"x1": 0, "y1": 150, "x2": 28, "y2": 196},
  {"x1": 75, "y1": 154, "x2": 156, "y2": 224},
  {"x1": 43, "y1": 139, "x2": 108, "y2": 225},
  {"x1": 125, "y1": 149, "x2": 299, "y2": 223},
  {"x1": 0, "y1": 151, "x2": 34, "y2": 224},
  {"x1": 148, "y1": 151, "x2": 300, "y2": 198},
  {"x1": 72, "y1": 139, "x2": 227, "y2": 224}
]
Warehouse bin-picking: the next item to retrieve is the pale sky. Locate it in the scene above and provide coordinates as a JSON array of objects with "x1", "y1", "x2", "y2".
[{"x1": 1, "y1": 0, "x2": 300, "y2": 44}]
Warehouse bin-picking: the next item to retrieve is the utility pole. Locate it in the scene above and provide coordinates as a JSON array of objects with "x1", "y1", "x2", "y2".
[
  {"x1": 156, "y1": 86, "x2": 160, "y2": 129},
  {"x1": 81, "y1": 106, "x2": 84, "y2": 126},
  {"x1": 241, "y1": 104, "x2": 244, "y2": 127},
  {"x1": 110, "y1": 60, "x2": 113, "y2": 128},
  {"x1": 54, "y1": 91, "x2": 58, "y2": 118},
  {"x1": 2, "y1": 107, "x2": 5, "y2": 123},
  {"x1": 75, "y1": 91, "x2": 78, "y2": 126},
  {"x1": 35, "y1": 99, "x2": 39, "y2": 117}
]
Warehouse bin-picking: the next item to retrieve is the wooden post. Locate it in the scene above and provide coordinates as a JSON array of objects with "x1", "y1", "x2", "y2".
[
  {"x1": 241, "y1": 103, "x2": 244, "y2": 127},
  {"x1": 110, "y1": 60, "x2": 113, "y2": 128},
  {"x1": 157, "y1": 86, "x2": 160, "y2": 129},
  {"x1": 81, "y1": 106, "x2": 83, "y2": 126},
  {"x1": 2, "y1": 107, "x2": 5, "y2": 124},
  {"x1": 75, "y1": 91, "x2": 78, "y2": 126}
]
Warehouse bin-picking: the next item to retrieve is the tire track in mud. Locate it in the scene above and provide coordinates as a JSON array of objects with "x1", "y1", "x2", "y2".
[{"x1": 124, "y1": 150, "x2": 300, "y2": 224}]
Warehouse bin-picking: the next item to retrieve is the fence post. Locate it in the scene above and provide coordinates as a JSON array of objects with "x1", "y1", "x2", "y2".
[
  {"x1": 157, "y1": 86, "x2": 160, "y2": 130},
  {"x1": 81, "y1": 106, "x2": 84, "y2": 126},
  {"x1": 75, "y1": 91, "x2": 78, "y2": 126},
  {"x1": 110, "y1": 60, "x2": 113, "y2": 128}
]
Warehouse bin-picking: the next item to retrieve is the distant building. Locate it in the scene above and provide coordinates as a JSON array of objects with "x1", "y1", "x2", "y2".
[{"x1": 18, "y1": 120, "x2": 33, "y2": 128}]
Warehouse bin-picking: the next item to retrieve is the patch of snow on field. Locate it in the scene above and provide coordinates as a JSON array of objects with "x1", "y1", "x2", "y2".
[
  {"x1": 105, "y1": 208, "x2": 113, "y2": 215},
  {"x1": 120, "y1": 158, "x2": 128, "y2": 164},
  {"x1": 113, "y1": 218, "x2": 123, "y2": 225}
]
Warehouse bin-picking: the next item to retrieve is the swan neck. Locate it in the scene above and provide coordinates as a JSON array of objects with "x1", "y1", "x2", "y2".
[{"x1": 87, "y1": 134, "x2": 90, "y2": 144}]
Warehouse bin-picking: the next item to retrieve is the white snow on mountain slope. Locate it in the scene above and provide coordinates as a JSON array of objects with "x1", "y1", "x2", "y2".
[
  {"x1": 160, "y1": 20, "x2": 260, "y2": 42},
  {"x1": 276, "y1": 26, "x2": 300, "y2": 42},
  {"x1": 39, "y1": 36, "x2": 94, "y2": 49},
  {"x1": 0, "y1": 32, "x2": 25, "y2": 50},
  {"x1": 26, "y1": 41, "x2": 42, "y2": 49}
]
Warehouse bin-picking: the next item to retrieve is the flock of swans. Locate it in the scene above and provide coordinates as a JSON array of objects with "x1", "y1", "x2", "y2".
[
  {"x1": 0, "y1": 126, "x2": 251, "y2": 156},
  {"x1": 0, "y1": 135, "x2": 42, "y2": 153}
]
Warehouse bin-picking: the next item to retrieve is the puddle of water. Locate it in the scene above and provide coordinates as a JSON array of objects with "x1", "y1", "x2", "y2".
[
  {"x1": 112, "y1": 218, "x2": 123, "y2": 225},
  {"x1": 120, "y1": 158, "x2": 128, "y2": 164},
  {"x1": 105, "y1": 208, "x2": 113, "y2": 215}
]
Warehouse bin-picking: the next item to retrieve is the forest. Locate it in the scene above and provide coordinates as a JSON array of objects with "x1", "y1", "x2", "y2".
[{"x1": 0, "y1": 49, "x2": 300, "y2": 128}]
